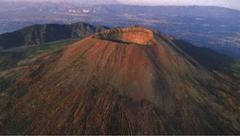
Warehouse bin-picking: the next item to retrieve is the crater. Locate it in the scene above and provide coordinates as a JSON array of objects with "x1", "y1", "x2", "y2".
[{"x1": 94, "y1": 27, "x2": 154, "y2": 45}]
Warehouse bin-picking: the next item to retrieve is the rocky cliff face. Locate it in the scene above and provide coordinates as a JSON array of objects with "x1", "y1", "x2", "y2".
[{"x1": 0, "y1": 27, "x2": 240, "y2": 134}]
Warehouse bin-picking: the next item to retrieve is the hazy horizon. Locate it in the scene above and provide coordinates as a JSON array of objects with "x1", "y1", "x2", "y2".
[{"x1": 2, "y1": 0, "x2": 240, "y2": 10}]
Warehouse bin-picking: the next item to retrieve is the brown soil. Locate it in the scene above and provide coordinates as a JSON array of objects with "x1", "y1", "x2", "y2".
[{"x1": 1, "y1": 27, "x2": 240, "y2": 135}]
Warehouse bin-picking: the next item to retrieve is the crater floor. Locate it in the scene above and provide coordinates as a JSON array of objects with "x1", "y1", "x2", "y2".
[{"x1": 93, "y1": 27, "x2": 154, "y2": 45}]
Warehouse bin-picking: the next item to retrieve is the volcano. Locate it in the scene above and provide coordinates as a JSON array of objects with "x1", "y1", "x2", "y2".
[{"x1": 0, "y1": 27, "x2": 240, "y2": 134}]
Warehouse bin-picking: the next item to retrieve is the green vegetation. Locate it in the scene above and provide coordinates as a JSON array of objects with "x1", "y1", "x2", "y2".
[
  {"x1": 0, "y1": 22, "x2": 107, "y2": 49},
  {"x1": 0, "y1": 38, "x2": 79, "y2": 95},
  {"x1": 0, "y1": 73, "x2": 19, "y2": 93},
  {"x1": 174, "y1": 40, "x2": 240, "y2": 79},
  {"x1": 231, "y1": 61, "x2": 240, "y2": 78},
  {"x1": 0, "y1": 38, "x2": 79, "y2": 71},
  {"x1": 8, "y1": 84, "x2": 29, "y2": 98},
  {"x1": 3, "y1": 114, "x2": 25, "y2": 134},
  {"x1": 0, "y1": 52, "x2": 24, "y2": 71}
]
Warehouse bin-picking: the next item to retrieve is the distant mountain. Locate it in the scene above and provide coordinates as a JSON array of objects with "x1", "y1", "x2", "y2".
[
  {"x1": 0, "y1": 27, "x2": 239, "y2": 134},
  {"x1": 173, "y1": 40, "x2": 235, "y2": 74},
  {"x1": 71, "y1": 0, "x2": 119, "y2": 5},
  {"x1": 0, "y1": 3, "x2": 239, "y2": 57},
  {"x1": 0, "y1": 22, "x2": 108, "y2": 49},
  {"x1": 2, "y1": 0, "x2": 119, "y2": 5}
]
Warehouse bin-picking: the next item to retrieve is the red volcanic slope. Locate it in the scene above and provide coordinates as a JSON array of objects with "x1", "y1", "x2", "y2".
[{"x1": 1, "y1": 27, "x2": 240, "y2": 134}]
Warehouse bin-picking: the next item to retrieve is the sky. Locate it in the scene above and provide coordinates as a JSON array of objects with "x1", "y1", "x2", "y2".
[{"x1": 3, "y1": 0, "x2": 240, "y2": 10}]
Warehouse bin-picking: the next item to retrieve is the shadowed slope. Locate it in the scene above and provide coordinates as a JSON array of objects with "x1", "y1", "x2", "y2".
[
  {"x1": 0, "y1": 22, "x2": 108, "y2": 49},
  {"x1": 0, "y1": 27, "x2": 240, "y2": 135}
]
